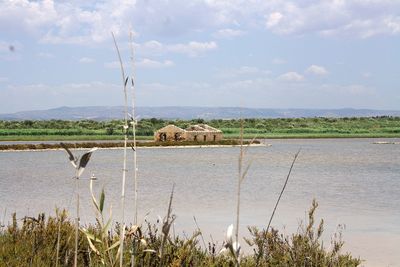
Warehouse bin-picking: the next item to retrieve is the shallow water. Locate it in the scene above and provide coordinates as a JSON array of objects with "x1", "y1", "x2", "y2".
[{"x1": 1, "y1": 138, "x2": 399, "y2": 266}]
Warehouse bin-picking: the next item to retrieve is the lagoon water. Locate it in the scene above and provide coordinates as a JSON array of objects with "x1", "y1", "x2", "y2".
[{"x1": 1, "y1": 138, "x2": 399, "y2": 266}]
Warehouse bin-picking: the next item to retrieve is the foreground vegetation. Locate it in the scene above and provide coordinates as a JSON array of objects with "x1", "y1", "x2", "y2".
[
  {"x1": 0, "y1": 200, "x2": 361, "y2": 266},
  {"x1": 1, "y1": 116, "x2": 400, "y2": 141}
]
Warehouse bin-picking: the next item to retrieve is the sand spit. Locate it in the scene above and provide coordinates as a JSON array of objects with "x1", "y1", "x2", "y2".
[
  {"x1": 0, "y1": 141, "x2": 268, "y2": 152},
  {"x1": 373, "y1": 141, "x2": 400, "y2": 145}
]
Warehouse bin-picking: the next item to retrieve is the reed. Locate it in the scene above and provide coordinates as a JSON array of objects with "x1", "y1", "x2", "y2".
[
  {"x1": 160, "y1": 184, "x2": 176, "y2": 266},
  {"x1": 111, "y1": 31, "x2": 129, "y2": 267},
  {"x1": 220, "y1": 119, "x2": 256, "y2": 266},
  {"x1": 129, "y1": 30, "x2": 139, "y2": 267}
]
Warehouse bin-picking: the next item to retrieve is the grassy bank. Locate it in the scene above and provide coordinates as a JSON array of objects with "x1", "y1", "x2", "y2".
[
  {"x1": 0, "y1": 135, "x2": 152, "y2": 141},
  {"x1": 1, "y1": 117, "x2": 400, "y2": 141}
]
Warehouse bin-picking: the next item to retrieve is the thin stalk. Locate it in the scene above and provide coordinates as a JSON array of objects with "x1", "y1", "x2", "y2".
[
  {"x1": 193, "y1": 216, "x2": 207, "y2": 250},
  {"x1": 266, "y1": 149, "x2": 301, "y2": 232},
  {"x1": 111, "y1": 32, "x2": 128, "y2": 267},
  {"x1": 235, "y1": 118, "x2": 244, "y2": 266},
  {"x1": 160, "y1": 184, "x2": 175, "y2": 266},
  {"x1": 129, "y1": 31, "x2": 138, "y2": 226},
  {"x1": 74, "y1": 169, "x2": 79, "y2": 267},
  {"x1": 129, "y1": 31, "x2": 139, "y2": 267},
  {"x1": 55, "y1": 212, "x2": 61, "y2": 267}
]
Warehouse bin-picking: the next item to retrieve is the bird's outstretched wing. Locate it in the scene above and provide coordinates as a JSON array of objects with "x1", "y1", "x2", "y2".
[
  {"x1": 60, "y1": 142, "x2": 77, "y2": 168},
  {"x1": 77, "y1": 147, "x2": 98, "y2": 177}
]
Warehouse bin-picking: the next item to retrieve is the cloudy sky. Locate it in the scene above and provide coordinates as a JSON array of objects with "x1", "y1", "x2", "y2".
[{"x1": 1, "y1": 0, "x2": 400, "y2": 113}]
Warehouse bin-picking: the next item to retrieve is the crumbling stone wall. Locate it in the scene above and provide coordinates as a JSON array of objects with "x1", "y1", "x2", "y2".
[{"x1": 154, "y1": 124, "x2": 223, "y2": 142}]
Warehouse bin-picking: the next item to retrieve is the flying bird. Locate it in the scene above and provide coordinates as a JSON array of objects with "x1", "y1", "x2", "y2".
[{"x1": 60, "y1": 143, "x2": 97, "y2": 177}]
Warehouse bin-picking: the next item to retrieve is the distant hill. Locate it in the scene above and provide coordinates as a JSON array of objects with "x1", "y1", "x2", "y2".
[{"x1": 1, "y1": 106, "x2": 400, "y2": 120}]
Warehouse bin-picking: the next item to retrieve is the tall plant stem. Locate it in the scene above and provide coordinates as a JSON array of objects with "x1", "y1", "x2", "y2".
[
  {"x1": 112, "y1": 32, "x2": 128, "y2": 267},
  {"x1": 55, "y1": 212, "x2": 61, "y2": 267},
  {"x1": 129, "y1": 31, "x2": 138, "y2": 226},
  {"x1": 235, "y1": 118, "x2": 244, "y2": 266},
  {"x1": 266, "y1": 149, "x2": 301, "y2": 232},
  {"x1": 129, "y1": 31, "x2": 138, "y2": 267},
  {"x1": 74, "y1": 170, "x2": 79, "y2": 267}
]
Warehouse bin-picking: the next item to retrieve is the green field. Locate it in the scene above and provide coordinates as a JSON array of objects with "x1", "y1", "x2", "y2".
[{"x1": 1, "y1": 116, "x2": 400, "y2": 141}]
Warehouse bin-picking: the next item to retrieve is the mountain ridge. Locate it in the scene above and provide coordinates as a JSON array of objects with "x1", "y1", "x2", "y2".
[{"x1": 1, "y1": 106, "x2": 400, "y2": 120}]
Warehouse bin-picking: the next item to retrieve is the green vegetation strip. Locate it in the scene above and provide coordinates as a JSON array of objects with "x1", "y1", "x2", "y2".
[
  {"x1": 1, "y1": 116, "x2": 400, "y2": 141},
  {"x1": 0, "y1": 139, "x2": 259, "y2": 151}
]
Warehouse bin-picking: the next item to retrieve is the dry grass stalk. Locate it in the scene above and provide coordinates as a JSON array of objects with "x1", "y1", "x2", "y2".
[
  {"x1": 160, "y1": 184, "x2": 176, "y2": 266},
  {"x1": 266, "y1": 149, "x2": 301, "y2": 232},
  {"x1": 129, "y1": 30, "x2": 139, "y2": 267},
  {"x1": 111, "y1": 32, "x2": 129, "y2": 267},
  {"x1": 129, "y1": 31, "x2": 138, "y2": 225},
  {"x1": 233, "y1": 119, "x2": 255, "y2": 266}
]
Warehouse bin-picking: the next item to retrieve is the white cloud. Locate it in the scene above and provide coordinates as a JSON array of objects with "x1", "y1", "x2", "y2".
[
  {"x1": 218, "y1": 66, "x2": 270, "y2": 79},
  {"x1": 136, "y1": 58, "x2": 174, "y2": 69},
  {"x1": 2, "y1": 0, "x2": 400, "y2": 45},
  {"x1": 0, "y1": 0, "x2": 57, "y2": 35},
  {"x1": 0, "y1": 76, "x2": 8, "y2": 82},
  {"x1": 385, "y1": 16, "x2": 400, "y2": 34},
  {"x1": 141, "y1": 40, "x2": 164, "y2": 52},
  {"x1": 138, "y1": 40, "x2": 217, "y2": 57},
  {"x1": 214, "y1": 28, "x2": 245, "y2": 38},
  {"x1": 79, "y1": 57, "x2": 95, "y2": 63},
  {"x1": 263, "y1": 1, "x2": 400, "y2": 38},
  {"x1": 168, "y1": 41, "x2": 217, "y2": 57},
  {"x1": 266, "y1": 12, "x2": 283, "y2": 28},
  {"x1": 306, "y1": 65, "x2": 328, "y2": 75},
  {"x1": 105, "y1": 58, "x2": 174, "y2": 69},
  {"x1": 278, "y1": 72, "x2": 305, "y2": 82}
]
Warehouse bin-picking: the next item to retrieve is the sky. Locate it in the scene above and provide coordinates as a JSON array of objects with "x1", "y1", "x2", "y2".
[{"x1": 1, "y1": 0, "x2": 400, "y2": 113}]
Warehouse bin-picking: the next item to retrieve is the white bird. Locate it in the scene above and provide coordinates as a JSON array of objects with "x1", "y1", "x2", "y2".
[
  {"x1": 232, "y1": 241, "x2": 241, "y2": 256},
  {"x1": 226, "y1": 224, "x2": 234, "y2": 244}
]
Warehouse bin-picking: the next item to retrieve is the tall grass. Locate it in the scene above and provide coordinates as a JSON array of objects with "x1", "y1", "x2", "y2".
[
  {"x1": 112, "y1": 31, "x2": 141, "y2": 266},
  {"x1": 111, "y1": 31, "x2": 130, "y2": 267},
  {"x1": 129, "y1": 30, "x2": 139, "y2": 267}
]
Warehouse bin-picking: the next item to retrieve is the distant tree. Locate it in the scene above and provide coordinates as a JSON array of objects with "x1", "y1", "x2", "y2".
[{"x1": 106, "y1": 127, "x2": 114, "y2": 135}]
